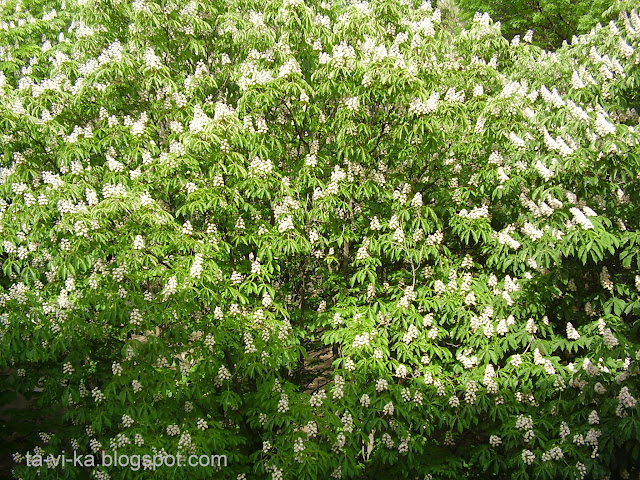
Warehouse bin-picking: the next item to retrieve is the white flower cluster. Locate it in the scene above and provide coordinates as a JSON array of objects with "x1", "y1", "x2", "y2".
[
  {"x1": 375, "y1": 378, "x2": 388, "y2": 393},
  {"x1": 398, "y1": 434, "x2": 410, "y2": 454},
  {"x1": 584, "y1": 428, "x2": 601, "y2": 448},
  {"x1": 456, "y1": 349, "x2": 478, "y2": 369},
  {"x1": 249, "y1": 157, "x2": 274, "y2": 177},
  {"x1": 464, "y1": 380, "x2": 478, "y2": 404},
  {"x1": 566, "y1": 322, "x2": 580, "y2": 340},
  {"x1": 521, "y1": 449, "x2": 536, "y2": 465},
  {"x1": 106, "y1": 155, "x2": 125, "y2": 173},
  {"x1": 278, "y1": 58, "x2": 302, "y2": 78},
  {"x1": 430, "y1": 279, "x2": 445, "y2": 296},
  {"x1": 58, "y1": 198, "x2": 85, "y2": 215},
  {"x1": 402, "y1": 324, "x2": 419, "y2": 344},
  {"x1": 112, "y1": 362, "x2": 123, "y2": 376},
  {"x1": 354, "y1": 238, "x2": 370, "y2": 260},
  {"x1": 522, "y1": 222, "x2": 544, "y2": 241},
  {"x1": 293, "y1": 437, "x2": 305, "y2": 455},
  {"x1": 497, "y1": 228, "x2": 521, "y2": 250},
  {"x1": 526, "y1": 318, "x2": 537, "y2": 334},
  {"x1": 393, "y1": 183, "x2": 412, "y2": 204},
  {"x1": 618, "y1": 386, "x2": 637, "y2": 409},
  {"x1": 520, "y1": 192, "x2": 555, "y2": 217},
  {"x1": 215, "y1": 365, "x2": 231, "y2": 386},
  {"x1": 381, "y1": 433, "x2": 394, "y2": 449},
  {"x1": 162, "y1": 276, "x2": 177, "y2": 300},
  {"x1": 332, "y1": 433, "x2": 346, "y2": 453},
  {"x1": 310, "y1": 389, "x2": 326, "y2": 408},
  {"x1": 541, "y1": 446, "x2": 563, "y2": 462},
  {"x1": 566, "y1": 99, "x2": 590, "y2": 123},
  {"x1": 122, "y1": 414, "x2": 134, "y2": 428},
  {"x1": 339, "y1": 411, "x2": 354, "y2": 433},
  {"x1": 140, "y1": 191, "x2": 153, "y2": 206},
  {"x1": 352, "y1": 331, "x2": 370, "y2": 348},
  {"x1": 190, "y1": 254, "x2": 204, "y2": 279},
  {"x1": 470, "y1": 305, "x2": 494, "y2": 334},
  {"x1": 266, "y1": 464, "x2": 284, "y2": 480},
  {"x1": 65, "y1": 125, "x2": 90, "y2": 144},
  {"x1": 515, "y1": 415, "x2": 534, "y2": 431},
  {"x1": 444, "y1": 87, "x2": 464, "y2": 102},
  {"x1": 255, "y1": 116, "x2": 268, "y2": 134},
  {"x1": 483, "y1": 364, "x2": 498, "y2": 393},
  {"x1": 600, "y1": 266, "x2": 613, "y2": 291},
  {"x1": 91, "y1": 388, "x2": 105, "y2": 403},
  {"x1": 189, "y1": 105, "x2": 210, "y2": 134},
  {"x1": 496, "y1": 317, "x2": 510, "y2": 335},
  {"x1": 102, "y1": 183, "x2": 127, "y2": 198},
  {"x1": 133, "y1": 235, "x2": 145, "y2": 250},
  {"x1": 110, "y1": 433, "x2": 131, "y2": 450},
  {"x1": 396, "y1": 364, "x2": 409, "y2": 378},
  {"x1": 93, "y1": 470, "x2": 111, "y2": 480},
  {"x1": 323, "y1": 41, "x2": 356, "y2": 69},
  {"x1": 398, "y1": 285, "x2": 415, "y2": 308},
  {"x1": 601, "y1": 328, "x2": 620, "y2": 351},
  {"x1": 531, "y1": 347, "x2": 555, "y2": 375},
  {"x1": 422, "y1": 313, "x2": 434, "y2": 329},
  {"x1": 128, "y1": 113, "x2": 148, "y2": 136},
  {"x1": 278, "y1": 215, "x2": 294, "y2": 233},
  {"x1": 408, "y1": 92, "x2": 440, "y2": 115},
  {"x1": 571, "y1": 69, "x2": 587, "y2": 88},
  {"x1": 169, "y1": 140, "x2": 185, "y2": 157},
  {"x1": 582, "y1": 357, "x2": 598, "y2": 377},
  {"x1": 178, "y1": 432, "x2": 194, "y2": 452},
  {"x1": 344, "y1": 96, "x2": 359, "y2": 112},
  {"x1": 333, "y1": 375, "x2": 345, "y2": 400},
  {"x1": 85, "y1": 188, "x2": 99, "y2": 206},
  {"x1": 342, "y1": 357, "x2": 355, "y2": 372},
  {"x1": 238, "y1": 62, "x2": 274, "y2": 90},
  {"x1": 540, "y1": 85, "x2": 565, "y2": 108},
  {"x1": 458, "y1": 206, "x2": 489, "y2": 219},
  {"x1": 213, "y1": 102, "x2": 235, "y2": 122},
  {"x1": 88, "y1": 438, "x2": 102, "y2": 453},
  {"x1": 277, "y1": 393, "x2": 289, "y2": 413},
  {"x1": 594, "y1": 112, "x2": 616, "y2": 137},
  {"x1": 392, "y1": 227, "x2": 405, "y2": 243},
  {"x1": 368, "y1": 216, "x2": 382, "y2": 231},
  {"x1": 401, "y1": 387, "x2": 412, "y2": 402},
  {"x1": 559, "y1": 421, "x2": 571, "y2": 441},
  {"x1": 231, "y1": 271, "x2": 244, "y2": 284},
  {"x1": 2, "y1": 241, "x2": 16, "y2": 254}
]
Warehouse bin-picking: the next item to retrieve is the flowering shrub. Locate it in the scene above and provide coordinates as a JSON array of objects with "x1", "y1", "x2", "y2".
[{"x1": 1, "y1": 0, "x2": 640, "y2": 479}]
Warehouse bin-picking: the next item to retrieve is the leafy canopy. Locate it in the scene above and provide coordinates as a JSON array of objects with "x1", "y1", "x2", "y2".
[
  {"x1": 1, "y1": 0, "x2": 640, "y2": 479},
  {"x1": 456, "y1": 0, "x2": 616, "y2": 49}
]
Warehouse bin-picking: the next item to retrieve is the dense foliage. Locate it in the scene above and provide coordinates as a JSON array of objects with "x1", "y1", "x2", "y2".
[
  {"x1": 455, "y1": 0, "x2": 616, "y2": 49},
  {"x1": 1, "y1": 0, "x2": 640, "y2": 479}
]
